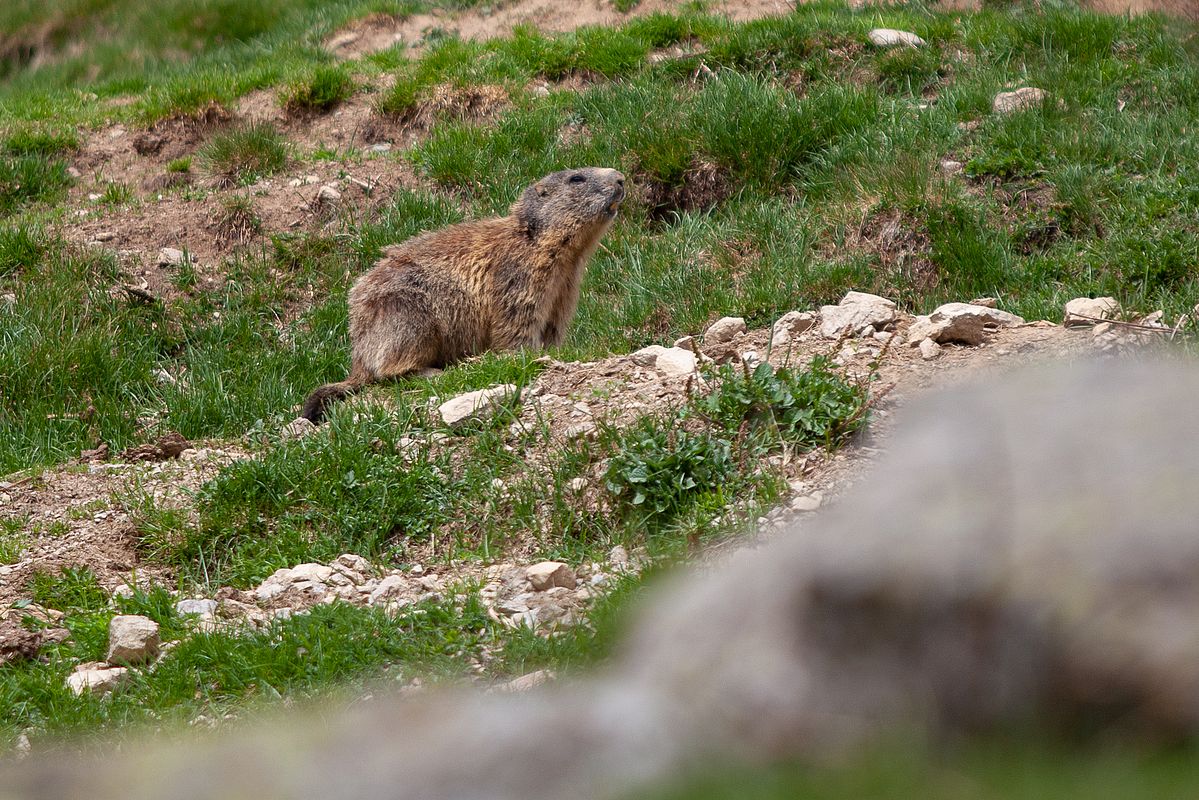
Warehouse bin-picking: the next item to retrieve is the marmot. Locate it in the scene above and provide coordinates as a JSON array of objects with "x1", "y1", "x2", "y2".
[{"x1": 301, "y1": 167, "x2": 626, "y2": 422}]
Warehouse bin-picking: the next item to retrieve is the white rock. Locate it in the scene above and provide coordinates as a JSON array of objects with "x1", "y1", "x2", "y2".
[
  {"x1": 907, "y1": 303, "x2": 1025, "y2": 346},
  {"x1": 567, "y1": 477, "x2": 588, "y2": 493},
  {"x1": 368, "y1": 575, "x2": 409, "y2": 606},
  {"x1": 255, "y1": 568, "x2": 296, "y2": 602},
  {"x1": 741, "y1": 351, "x2": 762, "y2": 369},
  {"x1": 1064, "y1": 297, "x2": 1119, "y2": 327},
  {"x1": 282, "y1": 417, "x2": 316, "y2": 439},
  {"x1": 317, "y1": 185, "x2": 341, "y2": 204},
  {"x1": 526, "y1": 562, "x2": 577, "y2": 591},
  {"x1": 770, "y1": 311, "x2": 816, "y2": 349},
  {"x1": 494, "y1": 669, "x2": 556, "y2": 693},
  {"x1": 631, "y1": 345, "x2": 698, "y2": 377},
  {"x1": 703, "y1": 317, "x2": 746, "y2": 345},
  {"x1": 175, "y1": 599, "x2": 218, "y2": 616},
  {"x1": 818, "y1": 291, "x2": 897, "y2": 339},
  {"x1": 333, "y1": 553, "x2": 371, "y2": 576},
  {"x1": 66, "y1": 662, "x2": 129, "y2": 696},
  {"x1": 993, "y1": 87, "x2": 1047, "y2": 114},
  {"x1": 792, "y1": 493, "x2": 823, "y2": 512},
  {"x1": 369, "y1": 143, "x2": 392, "y2": 153},
  {"x1": 157, "y1": 247, "x2": 185, "y2": 267},
  {"x1": 672, "y1": 335, "x2": 696, "y2": 351},
  {"x1": 105, "y1": 615, "x2": 160, "y2": 666},
  {"x1": 608, "y1": 545, "x2": 629, "y2": 565},
  {"x1": 939, "y1": 160, "x2": 964, "y2": 174},
  {"x1": 438, "y1": 384, "x2": 518, "y2": 427},
  {"x1": 868, "y1": 28, "x2": 925, "y2": 48},
  {"x1": 290, "y1": 563, "x2": 334, "y2": 583},
  {"x1": 919, "y1": 338, "x2": 942, "y2": 360},
  {"x1": 631, "y1": 345, "x2": 669, "y2": 367}
]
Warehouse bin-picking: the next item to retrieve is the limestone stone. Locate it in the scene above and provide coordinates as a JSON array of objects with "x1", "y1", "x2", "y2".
[
  {"x1": 156, "y1": 247, "x2": 185, "y2": 267},
  {"x1": 105, "y1": 616, "x2": 160, "y2": 666},
  {"x1": 1064, "y1": 297, "x2": 1119, "y2": 327},
  {"x1": 438, "y1": 385, "x2": 518, "y2": 427},
  {"x1": 526, "y1": 562, "x2": 577, "y2": 591},
  {"x1": 770, "y1": 311, "x2": 816, "y2": 349},
  {"x1": 868, "y1": 28, "x2": 925, "y2": 48},
  {"x1": 66, "y1": 663, "x2": 128, "y2": 696},
  {"x1": 993, "y1": 87, "x2": 1047, "y2": 114},
  {"x1": 818, "y1": 292, "x2": 897, "y2": 339},
  {"x1": 703, "y1": 317, "x2": 746, "y2": 345}
]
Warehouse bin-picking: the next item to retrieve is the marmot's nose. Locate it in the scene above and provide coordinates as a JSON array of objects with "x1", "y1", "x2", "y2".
[{"x1": 601, "y1": 168, "x2": 625, "y2": 187}]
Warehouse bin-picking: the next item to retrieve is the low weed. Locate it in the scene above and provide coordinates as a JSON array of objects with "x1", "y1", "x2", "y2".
[
  {"x1": 29, "y1": 567, "x2": 110, "y2": 613},
  {"x1": 0, "y1": 153, "x2": 71, "y2": 215},
  {"x1": 604, "y1": 416, "x2": 733, "y2": 529},
  {"x1": 696, "y1": 358, "x2": 870, "y2": 450}
]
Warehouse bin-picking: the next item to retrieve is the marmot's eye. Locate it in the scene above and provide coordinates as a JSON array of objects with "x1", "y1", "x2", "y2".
[{"x1": 568, "y1": 174, "x2": 586, "y2": 183}]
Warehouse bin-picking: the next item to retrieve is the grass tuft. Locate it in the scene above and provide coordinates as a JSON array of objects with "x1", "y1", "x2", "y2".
[
  {"x1": 281, "y1": 64, "x2": 356, "y2": 114},
  {"x1": 197, "y1": 123, "x2": 289, "y2": 188}
]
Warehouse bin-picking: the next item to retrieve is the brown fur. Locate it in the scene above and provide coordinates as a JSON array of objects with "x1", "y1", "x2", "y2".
[{"x1": 301, "y1": 167, "x2": 625, "y2": 422}]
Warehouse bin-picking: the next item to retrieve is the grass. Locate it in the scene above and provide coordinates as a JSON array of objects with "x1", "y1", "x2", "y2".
[
  {"x1": 197, "y1": 123, "x2": 290, "y2": 187},
  {"x1": 0, "y1": 516, "x2": 29, "y2": 564},
  {"x1": 0, "y1": 587, "x2": 498, "y2": 746},
  {"x1": 281, "y1": 64, "x2": 357, "y2": 114},
  {"x1": 2, "y1": 0, "x2": 1199, "y2": 764},
  {"x1": 640, "y1": 740, "x2": 1199, "y2": 800}
]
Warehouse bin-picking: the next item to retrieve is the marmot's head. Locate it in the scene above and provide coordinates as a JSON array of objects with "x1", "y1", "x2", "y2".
[{"x1": 514, "y1": 167, "x2": 626, "y2": 240}]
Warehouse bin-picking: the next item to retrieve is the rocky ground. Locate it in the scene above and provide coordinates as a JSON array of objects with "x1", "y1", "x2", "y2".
[{"x1": 3, "y1": 281, "x2": 1184, "y2": 698}]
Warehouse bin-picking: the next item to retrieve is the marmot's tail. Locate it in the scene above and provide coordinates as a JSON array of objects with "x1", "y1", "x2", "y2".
[{"x1": 301, "y1": 378, "x2": 364, "y2": 424}]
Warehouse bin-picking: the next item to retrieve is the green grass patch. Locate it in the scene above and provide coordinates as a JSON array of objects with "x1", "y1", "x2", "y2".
[
  {"x1": 197, "y1": 122, "x2": 290, "y2": 187},
  {"x1": 0, "y1": 595, "x2": 494, "y2": 747},
  {"x1": 281, "y1": 64, "x2": 356, "y2": 114}
]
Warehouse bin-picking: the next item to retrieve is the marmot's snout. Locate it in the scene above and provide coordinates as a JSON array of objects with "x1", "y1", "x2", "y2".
[{"x1": 596, "y1": 168, "x2": 626, "y2": 217}]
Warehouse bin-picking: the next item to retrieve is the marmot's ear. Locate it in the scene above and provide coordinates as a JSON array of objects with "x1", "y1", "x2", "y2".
[{"x1": 536, "y1": 183, "x2": 550, "y2": 198}]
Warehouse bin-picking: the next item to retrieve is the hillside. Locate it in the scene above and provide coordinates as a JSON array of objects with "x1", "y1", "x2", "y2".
[{"x1": 2, "y1": 0, "x2": 1199, "y2": 793}]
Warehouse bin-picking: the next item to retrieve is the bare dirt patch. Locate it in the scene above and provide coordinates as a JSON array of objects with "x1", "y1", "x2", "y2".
[
  {"x1": 639, "y1": 159, "x2": 735, "y2": 221},
  {"x1": 325, "y1": 0, "x2": 801, "y2": 60},
  {"x1": 0, "y1": 447, "x2": 246, "y2": 607}
]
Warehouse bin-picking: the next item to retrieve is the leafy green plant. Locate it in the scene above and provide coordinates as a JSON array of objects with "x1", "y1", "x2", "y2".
[
  {"x1": 696, "y1": 358, "x2": 869, "y2": 451},
  {"x1": 604, "y1": 416, "x2": 733, "y2": 527},
  {"x1": 99, "y1": 181, "x2": 134, "y2": 205}
]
